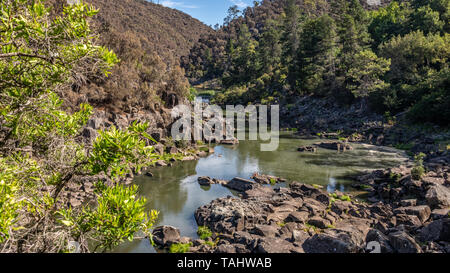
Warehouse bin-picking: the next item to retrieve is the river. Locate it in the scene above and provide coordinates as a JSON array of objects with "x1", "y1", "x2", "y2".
[{"x1": 114, "y1": 132, "x2": 408, "y2": 253}]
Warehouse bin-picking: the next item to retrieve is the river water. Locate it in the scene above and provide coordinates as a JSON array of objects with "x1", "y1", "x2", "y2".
[{"x1": 114, "y1": 132, "x2": 408, "y2": 253}]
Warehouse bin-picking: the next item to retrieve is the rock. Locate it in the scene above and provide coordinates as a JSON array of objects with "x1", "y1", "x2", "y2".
[
  {"x1": 316, "y1": 142, "x2": 353, "y2": 151},
  {"x1": 225, "y1": 177, "x2": 259, "y2": 192},
  {"x1": 255, "y1": 238, "x2": 294, "y2": 253},
  {"x1": 400, "y1": 199, "x2": 417, "y2": 207},
  {"x1": 365, "y1": 229, "x2": 394, "y2": 253},
  {"x1": 394, "y1": 205, "x2": 431, "y2": 223},
  {"x1": 214, "y1": 244, "x2": 236, "y2": 253},
  {"x1": 395, "y1": 214, "x2": 422, "y2": 227},
  {"x1": 420, "y1": 218, "x2": 450, "y2": 242},
  {"x1": 292, "y1": 230, "x2": 309, "y2": 244},
  {"x1": 425, "y1": 184, "x2": 450, "y2": 209},
  {"x1": 302, "y1": 233, "x2": 360, "y2": 253},
  {"x1": 82, "y1": 127, "x2": 97, "y2": 140},
  {"x1": 431, "y1": 208, "x2": 450, "y2": 220},
  {"x1": 155, "y1": 160, "x2": 167, "y2": 167},
  {"x1": 197, "y1": 151, "x2": 208, "y2": 157},
  {"x1": 152, "y1": 226, "x2": 181, "y2": 246},
  {"x1": 242, "y1": 186, "x2": 275, "y2": 200},
  {"x1": 182, "y1": 156, "x2": 195, "y2": 161},
  {"x1": 87, "y1": 118, "x2": 102, "y2": 129},
  {"x1": 252, "y1": 224, "x2": 278, "y2": 237},
  {"x1": 220, "y1": 138, "x2": 239, "y2": 145},
  {"x1": 251, "y1": 173, "x2": 286, "y2": 185},
  {"x1": 388, "y1": 231, "x2": 422, "y2": 253},
  {"x1": 154, "y1": 144, "x2": 164, "y2": 155},
  {"x1": 198, "y1": 176, "x2": 214, "y2": 186},
  {"x1": 195, "y1": 197, "x2": 270, "y2": 234},
  {"x1": 297, "y1": 146, "x2": 317, "y2": 152},
  {"x1": 286, "y1": 211, "x2": 309, "y2": 223},
  {"x1": 308, "y1": 216, "x2": 332, "y2": 229},
  {"x1": 167, "y1": 146, "x2": 178, "y2": 154}
]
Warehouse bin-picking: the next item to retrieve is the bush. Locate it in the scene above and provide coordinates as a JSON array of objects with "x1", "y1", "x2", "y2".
[
  {"x1": 169, "y1": 242, "x2": 192, "y2": 253},
  {"x1": 197, "y1": 226, "x2": 213, "y2": 240}
]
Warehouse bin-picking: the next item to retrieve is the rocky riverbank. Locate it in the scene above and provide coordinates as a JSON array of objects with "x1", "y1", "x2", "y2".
[
  {"x1": 151, "y1": 154, "x2": 450, "y2": 253},
  {"x1": 280, "y1": 96, "x2": 450, "y2": 156}
]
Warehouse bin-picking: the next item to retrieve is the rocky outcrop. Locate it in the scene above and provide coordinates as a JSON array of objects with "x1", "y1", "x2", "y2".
[
  {"x1": 152, "y1": 226, "x2": 181, "y2": 246},
  {"x1": 181, "y1": 174, "x2": 449, "y2": 253},
  {"x1": 316, "y1": 142, "x2": 353, "y2": 152}
]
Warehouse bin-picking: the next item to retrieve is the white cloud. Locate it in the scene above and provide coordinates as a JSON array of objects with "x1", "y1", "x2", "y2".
[
  {"x1": 230, "y1": 0, "x2": 249, "y2": 9},
  {"x1": 161, "y1": 1, "x2": 198, "y2": 9}
]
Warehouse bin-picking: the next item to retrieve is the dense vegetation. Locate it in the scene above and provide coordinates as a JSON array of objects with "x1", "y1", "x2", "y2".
[
  {"x1": 0, "y1": 0, "x2": 160, "y2": 253},
  {"x1": 184, "y1": 0, "x2": 449, "y2": 125}
]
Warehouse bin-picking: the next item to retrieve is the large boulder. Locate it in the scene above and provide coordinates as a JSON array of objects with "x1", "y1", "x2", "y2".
[
  {"x1": 255, "y1": 238, "x2": 295, "y2": 253},
  {"x1": 152, "y1": 226, "x2": 181, "y2": 247},
  {"x1": 420, "y1": 218, "x2": 450, "y2": 242},
  {"x1": 225, "y1": 177, "x2": 259, "y2": 192},
  {"x1": 388, "y1": 231, "x2": 422, "y2": 253},
  {"x1": 302, "y1": 233, "x2": 360, "y2": 253},
  {"x1": 425, "y1": 184, "x2": 450, "y2": 209},
  {"x1": 394, "y1": 205, "x2": 431, "y2": 223}
]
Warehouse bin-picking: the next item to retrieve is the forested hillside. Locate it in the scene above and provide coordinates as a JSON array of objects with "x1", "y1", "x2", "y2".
[
  {"x1": 184, "y1": 0, "x2": 449, "y2": 125},
  {"x1": 47, "y1": 0, "x2": 213, "y2": 114}
]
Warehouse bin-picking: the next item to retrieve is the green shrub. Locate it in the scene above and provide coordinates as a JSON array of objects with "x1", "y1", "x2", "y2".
[
  {"x1": 169, "y1": 242, "x2": 192, "y2": 253},
  {"x1": 197, "y1": 225, "x2": 213, "y2": 240}
]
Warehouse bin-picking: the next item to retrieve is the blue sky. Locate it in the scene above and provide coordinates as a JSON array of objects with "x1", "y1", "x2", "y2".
[{"x1": 157, "y1": 0, "x2": 255, "y2": 26}]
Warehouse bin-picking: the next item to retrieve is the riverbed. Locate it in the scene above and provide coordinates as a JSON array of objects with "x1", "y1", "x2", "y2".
[{"x1": 114, "y1": 132, "x2": 408, "y2": 252}]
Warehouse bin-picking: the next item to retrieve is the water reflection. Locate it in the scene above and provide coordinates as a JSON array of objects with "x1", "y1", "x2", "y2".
[{"x1": 114, "y1": 133, "x2": 408, "y2": 253}]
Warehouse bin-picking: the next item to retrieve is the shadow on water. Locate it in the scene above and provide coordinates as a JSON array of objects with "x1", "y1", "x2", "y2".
[{"x1": 113, "y1": 132, "x2": 408, "y2": 253}]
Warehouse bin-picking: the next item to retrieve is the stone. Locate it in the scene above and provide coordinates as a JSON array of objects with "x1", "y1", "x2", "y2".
[
  {"x1": 302, "y1": 233, "x2": 359, "y2": 253},
  {"x1": 400, "y1": 199, "x2": 417, "y2": 207},
  {"x1": 182, "y1": 156, "x2": 195, "y2": 161},
  {"x1": 419, "y1": 218, "x2": 450, "y2": 242},
  {"x1": 286, "y1": 211, "x2": 309, "y2": 223},
  {"x1": 316, "y1": 142, "x2": 353, "y2": 151},
  {"x1": 395, "y1": 214, "x2": 422, "y2": 227},
  {"x1": 155, "y1": 160, "x2": 167, "y2": 167},
  {"x1": 365, "y1": 229, "x2": 394, "y2": 253},
  {"x1": 255, "y1": 238, "x2": 294, "y2": 253},
  {"x1": 152, "y1": 226, "x2": 181, "y2": 246},
  {"x1": 198, "y1": 176, "x2": 213, "y2": 186},
  {"x1": 154, "y1": 144, "x2": 164, "y2": 155},
  {"x1": 297, "y1": 146, "x2": 317, "y2": 152},
  {"x1": 394, "y1": 205, "x2": 431, "y2": 223},
  {"x1": 388, "y1": 231, "x2": 422, "y2": 253},
  {"x1": 431, "y1": 208, "x2": 450, "y2": 220},
  {"x1": 252, "y1": 224, "x2": 278, "y2": 237},
  {"x1": 220, "y1": 138, "x2": 239, "y2": 145},
  {"x1": 225, "y1": 177, "x2": 259, "y2": 192},
  {"x1": 308, "y1": 216, "x2": 332, "y2": 229},
  {"x1": 426, "y1": 185, "x2": 450, "y2": 208},
  {"x1": 214, "y1": 244, "x2": 236, "y2": 253},
  {"x1": 292, "y1": 230, "x2": 309, "y2": 244}
]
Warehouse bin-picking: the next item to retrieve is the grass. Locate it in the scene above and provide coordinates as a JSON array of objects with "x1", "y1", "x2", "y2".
[
  {"x1": 197, "y1": 226, "x2": 212, "y2": 240},
  {"x1": 329, "y1": 193, "x2": 351, "y2": 202},
  {"x1": 270, "y1": 178, "x2": 277, "y2": 185},
  {"x1": 169, "y1": 242, "x2": 192, "y2": 253}
]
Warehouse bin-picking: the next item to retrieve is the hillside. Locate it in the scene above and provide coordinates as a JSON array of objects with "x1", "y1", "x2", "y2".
[
  {"x1": 85, "y1": 0, "x2": 214, "y2": 61},
  {"x1": 46, "y1": 0, "x2": 213, "y2": 117}
]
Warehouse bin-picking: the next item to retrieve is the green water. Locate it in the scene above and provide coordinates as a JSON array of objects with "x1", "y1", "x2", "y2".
[{"x1": 114, "y1": 132, "x2": 408, "y2": 253}]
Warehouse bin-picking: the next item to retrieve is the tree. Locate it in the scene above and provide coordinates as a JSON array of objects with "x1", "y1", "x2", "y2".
[
  {"x1": 346, "y1": 50, "x2": 391, "y2": 109},
  {"x1": 0, "y1": 0, "x2": 158, "y2": 253},
  {"x1": 297, "y1": 15, "x2": 338, "y2": 95},
  {"x1": 224, "y1": 5, "x2": 241, "y2": 26},
  {"x1": 281, "y1": 0, "x2": 303, "y2": 89}
]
